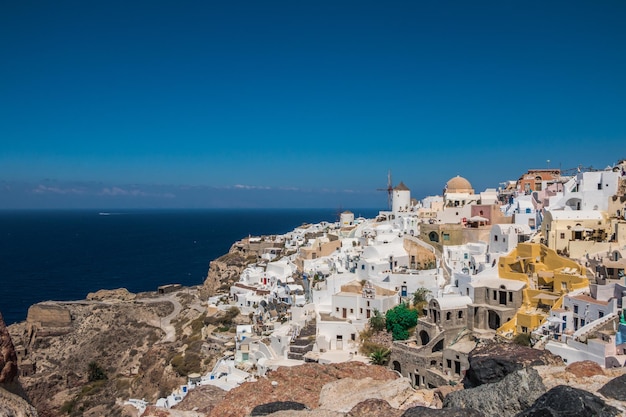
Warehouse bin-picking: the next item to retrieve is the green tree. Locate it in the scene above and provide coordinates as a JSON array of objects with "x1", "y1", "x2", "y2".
[
  {"x1": 369, "y1": 309, "x2": 386, "y2": 332},
  {"x1": 385, "y1": 303, "x2": 418, "y2": 340},
  {"x1": 369, "y1": 347, "x2": 391, "y2": 366}
]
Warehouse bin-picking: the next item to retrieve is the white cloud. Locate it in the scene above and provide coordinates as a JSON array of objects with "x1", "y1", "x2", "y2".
[
  {"x1": 99, "y1": 187, "x2": 175, "y2": 198},
  {"x1": 233, "y1": 184, "x2": 272, "y2": 190},
  {"x1": 32, "y1": 184, "x2": 86, "y2": 195}
]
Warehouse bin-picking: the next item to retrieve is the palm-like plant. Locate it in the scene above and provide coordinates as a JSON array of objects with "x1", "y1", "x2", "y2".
[{"x1": 369, "y1": 347, "x2": 391, "y2": 366}]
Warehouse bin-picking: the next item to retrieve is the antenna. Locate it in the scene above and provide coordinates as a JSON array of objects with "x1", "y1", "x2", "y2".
[{"x1": 376, "y1": 170, "x2": 393, "y2": 210}]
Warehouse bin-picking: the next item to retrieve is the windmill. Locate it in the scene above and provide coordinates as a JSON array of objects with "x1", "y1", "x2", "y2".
[{"x1": 377, "y1": 170, "x2": 393, "y2": 210}]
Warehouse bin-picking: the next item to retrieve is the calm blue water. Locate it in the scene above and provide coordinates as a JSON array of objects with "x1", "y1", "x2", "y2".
[{"x1": 0, "y1": 209, "x2": 378, "y2": 325}]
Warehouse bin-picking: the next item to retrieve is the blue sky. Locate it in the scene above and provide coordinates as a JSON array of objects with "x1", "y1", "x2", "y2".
[{"x1": 1, "y1": 1, "x2": 625, "y2": 209}]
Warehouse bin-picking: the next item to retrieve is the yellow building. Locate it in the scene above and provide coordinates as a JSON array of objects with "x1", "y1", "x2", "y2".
[{"x1": 496, "y1": 243, "x2": 589, "y2": 338}]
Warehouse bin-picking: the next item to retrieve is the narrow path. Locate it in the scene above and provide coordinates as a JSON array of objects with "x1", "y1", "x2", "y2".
[{"x1": 137, "y1": 293, "x2": 182, "y2": 343}]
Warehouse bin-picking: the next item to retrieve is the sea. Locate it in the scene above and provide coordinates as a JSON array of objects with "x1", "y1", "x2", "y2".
[{"x1": 0, "y1": 208, "x2": 378, "y2": 326}]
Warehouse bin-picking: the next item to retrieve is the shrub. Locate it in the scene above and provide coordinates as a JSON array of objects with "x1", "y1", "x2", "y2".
[
  {"x1": 369, "y1": 309, "x2": 386, "y2": 332},
  {"x1": 513, "y1": 333, "x2": 531, "y2": 346},
  {"x1": 385, "y1": 303, "x2": 418, "y2": 341},
  {"x1": 87, "y1": 362, "x2": 107, "y2": 382}
]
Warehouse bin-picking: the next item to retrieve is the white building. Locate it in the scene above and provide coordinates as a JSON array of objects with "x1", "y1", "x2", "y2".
[
  {"x1": 550, "y1": 169, "x2": 621, "y2": 212},
  {"x1": 330, "y1": 280, "x2": 399, "y2": 323},
  {"x1": 489, "y1": 224, "x2": 532, "y2": 255}
]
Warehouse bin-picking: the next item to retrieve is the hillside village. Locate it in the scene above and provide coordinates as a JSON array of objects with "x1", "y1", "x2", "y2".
[
  {"x1": 5, "y1": 160, "x2": 626, "y2": 416},
  {"x1": 121, "y1": 159, "x2": 626, "y2": 409}
]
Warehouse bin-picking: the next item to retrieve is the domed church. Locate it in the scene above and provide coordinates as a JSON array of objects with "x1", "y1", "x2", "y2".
[{"x1": 444, "y1": 175, "x2": 474, "y2": 195}]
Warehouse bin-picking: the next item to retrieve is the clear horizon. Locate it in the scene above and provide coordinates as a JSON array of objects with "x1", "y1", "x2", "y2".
[{"x1": 2, "y1": 1, "x2": 625, "y2": 209}]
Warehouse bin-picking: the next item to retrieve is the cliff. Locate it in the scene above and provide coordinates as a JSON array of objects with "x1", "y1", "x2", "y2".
[
  {"x1": 201, "y1": 250, "x2": 249, "y2": 298},
  {"x1": 0, "y1": 312, "x2": 38, "y2": 417}
]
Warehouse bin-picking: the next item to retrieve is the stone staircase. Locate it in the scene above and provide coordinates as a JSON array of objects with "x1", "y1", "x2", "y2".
[{"x1": 287, "y1": 319, "x2": 316, "y2": 360}]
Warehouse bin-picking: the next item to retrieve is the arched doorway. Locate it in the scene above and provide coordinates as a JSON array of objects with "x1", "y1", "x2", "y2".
[
  {"x1": 392, "y1": 361, "x2": 402, "y2": 373},
  {"x1": 488, "y1": 310, "x2": 501, "y2": 330},
  {"x1": 428, "y1": 231, "x2": 439, "y2": 243},
  {"x1": 419, "y1": 330, "x2": 430, "y2": 346}
]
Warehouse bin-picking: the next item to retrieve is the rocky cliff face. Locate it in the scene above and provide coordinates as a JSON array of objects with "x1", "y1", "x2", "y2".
[
  {"x1": 201, "y1": 251, "x2": 248, "y2": 298},
  {"x1": 8, "y1": 289, "x2": 211, "y2": 416},
  {"x1": 0, "y1": 313, "x2": 18, "y2": 385},
  {"x1": 0, "y1": 312, "x2": 38, "y2": 417},
  {"x1": 0, "y1": 387, "x2": 39, "y2": 417}
]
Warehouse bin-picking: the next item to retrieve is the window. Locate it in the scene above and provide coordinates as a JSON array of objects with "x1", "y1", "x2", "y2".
[
  {"x1": 360, "y1": 308, "x2": 363, "y2": 314},
  {"x1": 494, "y1": 235, "x2": 498, "y2": 242},
  {"x1": 464, "y1": 253, "x2": 468, "y2": 259},
  {"x1": 599, "y1": 311, "x2": 604, "y2": 318},
  {"x1": 350, "y1": 308, "x2": 354, "y2": 313},
  {"x1": 598, "y1": 183, "x2": 602, "y2": 190},
  {"x1": 367, "y1": 301, "x2": 370, "y2": 307},
  {"x1": 361, "y1": 265, "x2": 365, "y2": 270},
  {"x1": 521, "y1": 326, "x2": 528, "y2": 333},
  {"x1": 458, "y1": 310, "x2": 463, "y2": 319},
  {"x1": 446, "y1": 312, "x2": 451, "y2": 320},
  {"x1": 351, "y1": 333, "x2": 356, "y2": 341},
  {"x1": 443, "y1": 233, "x2": 450, "y2": 241},
  {"x1": 493, "y1": 291, "x2": 497, "y2": 300},
  {"x1": 560, "y1": 233, "x2": 565, "y2": 239},
  {"x1": 508, "y1": 292, "x2": 513, "y2": 302},
  {"x1": 447, "y1": 359, "x2": 452, "y2": 369},
  {"x1": 336, "y1": 307, "x2": 339, "y2": 312},
  {"x1": 574, "y1": 305, "x2": 578, "y2": 314}
]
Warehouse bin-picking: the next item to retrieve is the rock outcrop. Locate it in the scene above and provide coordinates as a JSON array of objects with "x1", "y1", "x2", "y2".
[
  {"x1": 0, "y1": 313, "x2": 18, "y2": 385},
  {"x1": 517, "y1": 385, "x2": 621, "y2": 417},
  {"x1": 251, "y1": 401, "x2": 308, "y2": 416},
  {"x1": 401, "y1": 407, "x2": 485, "y2": 417},
  {"x1": 208, "y1": 362, "x2": 398, "y2": 417},
  {"x1": 564, "y1": 360, "x2": 604, "y2": 378},
  {"x1": 444, "y1": 367, "x2": 545, "y2": 417},
  {"x1": 598, "y1": 373, "x2": 626, "y2": 402},
  {"x1": 201, "y1": 252, "x2": 248, "y2": 298},
  {"x1": 346, "y1": 399, "x2": 402, "y2": 417},
  {"x1": 318, "y1": 377, "x2": 436, "y2": 412},
  {"x1": 26, "y1": 304, "x2": 71, "y2": 328},
  {"x1": 463, "y1": 342, "x2": 564, "y2": 388},
  {"x1": 86, "y1": 288, "x2": 136, "y2": 301},
  {"x1": 0, "y1": 387, "x2": 38, "y2": 417}
]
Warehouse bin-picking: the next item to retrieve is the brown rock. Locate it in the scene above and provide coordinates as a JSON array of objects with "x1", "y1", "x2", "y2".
[
  {"x1": 0, "y1": 386, "x2": 38, "y2": 417},
  {"x1": 432, "y1": 384, "x2": 462, "y2": 407},
  {"x1": 86, "y1": 288, "x2": 136, "y2": 301},
  {"x1": 26, "y1": 304, "x2": 71, "y2": 327},
  {"x1": 565, "y1": 360, "x2": 605, "y2": 378},
  {"x1": 201, "y1": 252, "x2": 248, "y2": 298},
  {"x1": 319, "y1": 377, "x2": 435, "y2": 412},
  {"x1": 347, "y1": 399, "x2": 402, "y2": 417},
  {"x1": 0, "y1": 312, "x2": 18, "y2": 384},
  {"x1": 209, "y1": 362, "x2": 398, "y2": 417},
  {"x1": 173, "y1": 384, "x2": 227, "y2": 414}
]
